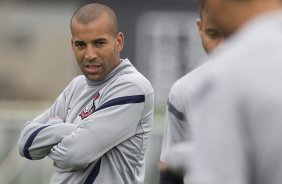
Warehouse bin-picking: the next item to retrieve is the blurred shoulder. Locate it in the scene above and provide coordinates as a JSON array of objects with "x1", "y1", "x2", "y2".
[{"x1": 170, "y1": 61, "x2": 212, "y2": 97}]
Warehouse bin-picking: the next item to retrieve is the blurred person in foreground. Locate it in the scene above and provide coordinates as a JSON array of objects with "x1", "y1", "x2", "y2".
[
  {"x1": 18, "y1": 3, "x2": 154, "y2": 184},
  {"x1": 187, "y1": 0, "x2": 282, "y2": 183},
  {"x1": 159, "y1": 0, "x2": 224, "y2": 183}
]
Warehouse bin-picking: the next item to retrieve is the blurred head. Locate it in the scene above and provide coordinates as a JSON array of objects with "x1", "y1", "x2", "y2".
[
  {"x1": 205, "y1": 0, "x2": 282, "y2": 37},
  {"x1": 196, "y1": 0, "x2": 224, "y2": 54},
  {"x1": 70, "y1": 3, "x2": 124, "y2": 81}
]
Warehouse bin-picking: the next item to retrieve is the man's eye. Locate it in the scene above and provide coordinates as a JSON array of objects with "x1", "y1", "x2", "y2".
[
  {"x1": 95, "y1": 41, "x2": 106, "y2": 46},
  {"x1": 75, "y1": 42, "x2": 85, "y2": 49},
  {"x1": 207, "y1": 31, "x2": 219, "y2": 39}
]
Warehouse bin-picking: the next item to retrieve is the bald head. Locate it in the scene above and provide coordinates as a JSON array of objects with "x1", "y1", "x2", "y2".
[
  {"x1": 71, "y1": 3, "x2": 119, "y2": 36},
  {"x1": 206, "y1": 0, "x2": 282, "y2": 37}
]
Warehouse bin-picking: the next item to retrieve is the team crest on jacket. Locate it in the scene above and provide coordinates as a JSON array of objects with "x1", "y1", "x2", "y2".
[{"x1": 79, "y1": 93, "x2": 100, "y2": 120}]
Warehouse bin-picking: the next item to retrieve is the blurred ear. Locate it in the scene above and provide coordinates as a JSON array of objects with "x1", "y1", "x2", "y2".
[
  {"x1": 71, "y1": 38, "x2": 74, "y2": 51},
  {"x1": 196, "y1": 18, "x2": 202, "y2": 33},
  {"x1": 116, "y1": 32, "x2": 124, "y2": 53}
]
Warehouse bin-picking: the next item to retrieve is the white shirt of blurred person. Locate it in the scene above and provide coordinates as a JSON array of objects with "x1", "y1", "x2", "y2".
[
  {"x1": 187, "y1": 0, "x2": 282, "y2": 184},
  {"x1": 159, "y1": 0, "x2": 224, "y2": 183}
]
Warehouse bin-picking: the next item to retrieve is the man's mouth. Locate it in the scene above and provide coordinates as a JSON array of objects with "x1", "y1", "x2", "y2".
[{"x1": 84, "y1": 64, "x2": 101, "y2": 73}]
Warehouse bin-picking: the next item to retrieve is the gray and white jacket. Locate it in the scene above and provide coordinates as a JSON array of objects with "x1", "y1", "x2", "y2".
[{"x1": 18, "y1": 59, "x2": 154, "y2": 184}]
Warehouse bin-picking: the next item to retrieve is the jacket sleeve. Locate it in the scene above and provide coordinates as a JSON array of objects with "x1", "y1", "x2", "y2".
[
  {"x1": 160, "y1": 81, "x2": 192, "y2": 162},
  {"x1": 48, "y1": 80, "x2": 152, "y2": 171},
  {"x1": 18, "y1": 81, "x2": 77, "y2": 160}
]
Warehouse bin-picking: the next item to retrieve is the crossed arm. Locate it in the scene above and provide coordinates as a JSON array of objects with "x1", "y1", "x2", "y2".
[
  {"x1": 18, "y1": 89, "x2": 77, "y2": 160},
  {"x1": 18, "y1": 81, "x2": 149, "y2": 171}
]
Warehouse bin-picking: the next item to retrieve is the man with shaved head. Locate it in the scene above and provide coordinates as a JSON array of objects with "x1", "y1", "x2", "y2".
[
  {"x1": 18, "y1": 3, "x2": 154, "y2": 184},
  {"x1": 71, "y1": 3, "x2": 119, "y2": 40},
  {"x1": 186, "y1": 0, "x2": 282, "y2": 184}
]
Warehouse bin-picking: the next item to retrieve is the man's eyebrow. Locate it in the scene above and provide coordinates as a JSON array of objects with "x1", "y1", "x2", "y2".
[
  {"x1": 93, "y1": 38, "x2": 108, "y2": 42},
  {"x1": 73, "y1": 40, "x2": 85, "y2": 45},
  {"x1": 205, "y1": 28, "x2": 219, "y2": 32},
  {"x1": 73, "y1": 38, "x2": 108, "y2": 44}
]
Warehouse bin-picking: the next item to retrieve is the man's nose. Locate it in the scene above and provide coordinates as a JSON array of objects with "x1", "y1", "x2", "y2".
[{"x1": 84, "y1": 45, "x2": 97, "y2": 61}]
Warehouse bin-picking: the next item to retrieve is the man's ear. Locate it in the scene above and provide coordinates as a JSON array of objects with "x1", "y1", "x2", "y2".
[
  {"x1": 71, "y1": 38, "x2": 75, "y2": 51},
  {"x1": 196, "y1": 18, "x2": 202, "y2": 33},
  {"x1": 116, "y1": 32, "x2": 124, "y2": 53}
]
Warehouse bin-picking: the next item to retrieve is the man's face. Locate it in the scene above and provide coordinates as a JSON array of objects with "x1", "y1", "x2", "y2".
[
  {"x1": 197, "y1": 10, "x2": 224, "y2": 53},
  {"x1": 206, "y1": 0, "x2": 238, "y2": 37},
  {"x1": 71, "y1": 15, "x2": 124, "y2": 81}
]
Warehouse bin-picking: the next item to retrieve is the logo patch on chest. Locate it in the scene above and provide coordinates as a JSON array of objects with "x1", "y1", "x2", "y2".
[{"x1": 79, "y1": 93, "x2": 100, "y2": 120}]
